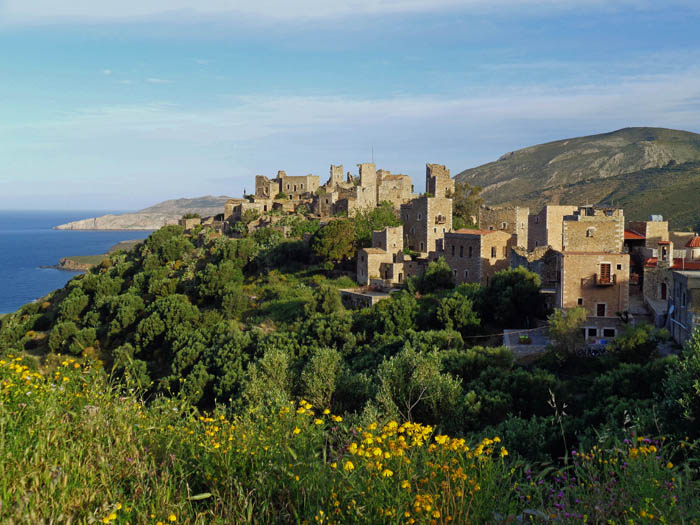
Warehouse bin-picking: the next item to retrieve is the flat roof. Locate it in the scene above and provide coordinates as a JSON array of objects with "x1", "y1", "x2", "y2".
[{"x1": 624, "y1": 229, "x2": 645, "y2": 240}]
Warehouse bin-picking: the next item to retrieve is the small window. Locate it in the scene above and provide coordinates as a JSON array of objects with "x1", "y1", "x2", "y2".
[
  {"x1": 587, "y1": 328, "x2": 598, "y2": 338},
  {"x1": 535, "y1": 240, "x2": 539, "y2": 247},
  {"x1": 294, "y1": 184, "x2": 297, "y2": 191},
  {"x1": 433, "y1": 227, "x2": 437, "y2": 233},
  {"x1": 586, "y1": 228, "x2": 595, "y2": 238},
  {"x1": 596, "y1": 303, "x2": 606, "y2": 317},
  {"x1": 420, "y1": 242, "x2": 424, "y2": 251},
  {"x1": 491, "y1": 247, "x2": 497, "y2": 258},
  {"x1": 468, "y1": 246, "x2": 473, "y2": 258},
  {"x1": 417, "y1": 214, "x2": 422, "y2": 221},
  {"x1": 577, "y1": 298, "x2": 583, "y2": 306},
  {"x1": 300, "y1": 183, "x2": 304, "y2": 189},
  {"x1": 489, "y1": 226, "x2": 494, "y2": 230},
  {"x1": 451, "y1": 245, "x2": 455, "y2": 256},
  {"x1": 453, "y1": 269, "x2": 457, "y2": 276},
  {"x1": 464, "y1": 270, "x2": 469, "y2": 279},
  {"x1": 502, "y1": 222, "x2": 507, "y2": 229},
  {"x1": 361, "y1": 255, "x2": 365, "y2": 262},
  {"x1": 617, "y1": 264, "x2": 622, "y2": 270},
  {"x1": 603, "y1": 328, "x2": 616, "y2": 338},
  {"x1": 535, "y1": 216, "x2": 539, "y2": 224},
  {"x1": 459, "y1": 246, "x2": 464, "y2": 258},
  {"x1": 325, "y1": 199, "x2": 329, "y2": 204}
]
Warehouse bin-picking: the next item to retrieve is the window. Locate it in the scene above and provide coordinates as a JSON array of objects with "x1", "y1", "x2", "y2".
[
  {"x1": 468, "y1": 246, "x2": 473, "y2": 258},
  {"x1": 360, "y1": 255, "x2": 365, "y2": 262},
  {"x1": 300, "y1": 183, "x2": 304, "y2": 189},
  {"x1": 661, "y1": 282, "x2": 667, "y2": 300},
  {"x1": 602, "y1": 328, "x2": 616, "y2": 338},
  {"x1": 420, "y1": 242, "x2": 424, "y2": 251},
  {"x1": 491, "y1": 247, "x2": 497, "y2": 258},
  {"x1": 464, "y1": 270, "x2": 469, "y2": 279},
  {"x1": 453, "y1": 270, "x2": 457, "y2": 276},
  {"x1": 287, "y1": 184, "x2": 290, "y2": 190},
  {"x1": 535, "y1": 240, "x2": 539, "y2": 247},
  {"x1": 294, "y1": 184, "x2": 297, "y2": 191},
  {"x1": 451, "y1": 245, "x2": 455, "y2": 256},
  {"x1": 459, "y1": 246, "x2": 464, "y2": 258},
  {"x1": 577, "y1": 298, "x2": 584, "y2": 306},
  {"x1": 417, "y1": 214, "x2": 422, "y2": 221},
  {"x1": 617, "y1": 264, "x2": 622, "y2": 270},
  {"x1": 587, "y1": 328, "x2": 598, "y2": 338},
  {"x1": 535, "y1": 216, "x2": 540, "y2": 224},
  {"x1": 433, "y1": 227, "x2": 437, "y2": 233},
  {"x1": 600, "y1": 263, "x2": 612, "y2": 283},
  {"x1": 502, "y1": 222, "x2": 507, "y2": 229},
  {"x1": 489, "y1": 226, "x2": 494, "y2": 230},
  {"x1": 586, "y1": 228, "x2": 595, "y2": 238},
  {"x1": 325, "y1": 199, "x2": 329, "y2": 204},
  {"x1": 596, "y1": 303, "x2": 607, "y2": 317}
]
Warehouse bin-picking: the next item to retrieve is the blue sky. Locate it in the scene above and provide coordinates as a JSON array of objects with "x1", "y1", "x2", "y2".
[{"x1": 1, "y1": 1, "x2": 700, "y2": 211}]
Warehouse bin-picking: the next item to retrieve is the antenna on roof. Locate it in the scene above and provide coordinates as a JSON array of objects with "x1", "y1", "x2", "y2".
[{"x1": 371, "y1": 146, "x2": 374, "y2": 164}]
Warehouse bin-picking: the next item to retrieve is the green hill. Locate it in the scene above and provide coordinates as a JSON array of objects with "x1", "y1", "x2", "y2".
[{"x1": 455, "y1": 127, "x2": 700, "y2": 229}]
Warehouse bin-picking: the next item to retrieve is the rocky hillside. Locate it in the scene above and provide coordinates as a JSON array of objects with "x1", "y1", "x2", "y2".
[
  {"x1": 55, "y1": 195, "x2": 231, "y2": 230},
  {"x1": 455, "y1": 127, "x2": 700, "y2": 229}
]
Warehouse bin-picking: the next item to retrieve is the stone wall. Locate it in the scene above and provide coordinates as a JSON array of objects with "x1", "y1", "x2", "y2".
[
  {"x1": 443, "y1": 230, "x2": 512, "y2": 286},
  {"x1": 401, "y1": 196, "x2": 452, "y2": 254},
  {"x1": 559, "y1": 251, "x2": 630, "y2": 320},
  {"x1": 425, "y1": 163, "x2": 454, "y2": 198},
  {"x1": 670, "y1": 271, "x2": 700, "y2": 344},
  {"x1": 372, "y1": 226, "x2": 404, "y2": 252},
  {"x1": 628, "y1": 220, "x2": 669, "y2": 247},
  {"x1": 527, "y1": 205, "x2": 578, "y2": 251},
  {"x1": 278, "y1": 173, "x2": 320, "y2": 199},
  {"x1": 478, "y1": 205, "x2": 529, "y2": 248},
  {"x1": 562, "y1": 207, "x2": 624, "y2": 253}
]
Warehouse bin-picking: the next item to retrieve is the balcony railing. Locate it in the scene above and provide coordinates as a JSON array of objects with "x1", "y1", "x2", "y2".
[{"x1": 594, "y1": 273, "x2": 616, "y2": 286}]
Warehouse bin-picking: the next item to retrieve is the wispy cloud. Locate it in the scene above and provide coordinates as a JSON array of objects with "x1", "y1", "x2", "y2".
[
  {"x1": 146, "y1": 78, "x2": 173, "y2": 84},
  {"x1": 102, "y1": 69, "x2": 113, "y2": 75},
  {"x1": 1, "y1": 0, "x2": 696, "y2": 24}
]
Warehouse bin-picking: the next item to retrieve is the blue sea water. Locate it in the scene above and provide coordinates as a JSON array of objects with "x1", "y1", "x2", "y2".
[{"x1": 0, "y1": 211, "x2": 152, "y2": 314}]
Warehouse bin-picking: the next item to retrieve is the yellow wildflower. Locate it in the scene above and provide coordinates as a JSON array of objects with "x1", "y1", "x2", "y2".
[
  {"x1": 168, "y1": 514, "x2": 177, "y2": 522},
  {"x1": 293, "y1": 427, "x2": 301, "y2": 435},
  {"x1": 381, "y1": 469, "x2": 393, "y2": 477},
  {"x1": 667, "y1": 461, "x2": 674, "y2": 469},
  {"x1": 344, "y1": 461, "x2": 355, "y2": 471},
  {"x1": 314, "y1": 419, "x2": 323, "y2": 425}
]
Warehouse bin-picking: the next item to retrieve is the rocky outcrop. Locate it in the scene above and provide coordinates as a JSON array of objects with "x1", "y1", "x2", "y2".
[
  {"x1": 54, "y1": 258, "x2": 99, "y2": 271},
  {"x1": 54, "y1": 195, "x2": 232, "y2": 230}
]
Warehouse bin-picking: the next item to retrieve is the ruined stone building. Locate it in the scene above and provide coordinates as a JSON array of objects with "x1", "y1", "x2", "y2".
[
  {"x1": 478, "y1": 205, "x2": 530, "y2": 248},
  {"x1": 400, "y1": 164, "x2": 453, "y2": 254},
  {"x1": 313, "y1": 163, "x2": 415, "y2": 218},
  {"x1": 528, "y1": 205, "x2": 579, "y2": 251},
  {"x1": 442, "y1": 229, "x2": 514, "y2": 286}
]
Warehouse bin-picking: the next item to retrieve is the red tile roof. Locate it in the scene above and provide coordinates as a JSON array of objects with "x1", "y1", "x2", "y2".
[
  {"x1": 686, "y1": 235, "x2": 700, "y2": 248},
  {"x1": 624, "y1": 229, "x2": 645, "y2": 240},
  {"x1": 644, "y1": 257, "x2": 700, "y2": 271}
]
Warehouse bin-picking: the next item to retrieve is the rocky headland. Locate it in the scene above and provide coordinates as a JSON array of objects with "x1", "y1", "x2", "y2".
[{"x1": 54, "y1": 196, "x2": 231, "y2": 230}]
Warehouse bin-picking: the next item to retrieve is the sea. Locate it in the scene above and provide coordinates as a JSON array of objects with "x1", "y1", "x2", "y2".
[{"x1": 0, "y1": 211, "x2": 152, "y2": 314}]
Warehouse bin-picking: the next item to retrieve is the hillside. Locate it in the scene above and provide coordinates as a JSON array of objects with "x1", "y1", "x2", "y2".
[
  {"x1": 455, "y1": 127, "x2": 700, "y2": 228},
  {"x1": 1, "y1": 221, "x2": 699, "y2": 522},
  {"x1": 54, "y1": 195, "x2": 231, "y2": 230}
]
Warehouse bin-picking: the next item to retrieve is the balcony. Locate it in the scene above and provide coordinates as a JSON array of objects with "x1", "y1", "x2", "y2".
[{"x1": 594, "y1": 273, "x2": 616, "y2": 286}]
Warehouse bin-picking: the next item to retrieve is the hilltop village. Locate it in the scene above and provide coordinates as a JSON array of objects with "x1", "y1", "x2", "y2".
[{"x1": 180, "y1": 162, "x2": 700, "y2": 347}]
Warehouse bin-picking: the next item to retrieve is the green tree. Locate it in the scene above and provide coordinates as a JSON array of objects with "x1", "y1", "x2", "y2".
[
  {"x1": 301, "y1": 347, "x2": 343, "y2": 409},
  {"x1": 376, "y1": 346, "x2": 463, "y2": 425},
  {"x1": 311, "y1": 220, "x2": 356, "y2": 270},
  {"x1": 354, "y1": 202, "x2": 401, "y2": 248},
  {"x1": 547, "y1": 307, "x2": 587, "y2": 356},
  {"x1": 181, "y1": 212, "x2": 200, "y2": 219},
  {"x1": 304, "y1": 284, "x2": 343, "y2": 316},
  {"x1": 449, "y1": 181, "x2": 483, "y2": 228},
  {"x1": 663, "y1": 326, "x2": 700, "y2": 428},
  {"x1": 413, "y1": 257, "x2": 455, "y2": 294},
  {"x1": 483, "y1": 267, "x2": 544, "y2": 328},
  {"x1": 607, "y1": 323, "x2": 669, "y2": 362},
  {"x1": 242, "y1": 348, "x2": 294, "y2": 409},
  {"x1": 437, "y1": 293, "x2": 480, "y2": 335}
]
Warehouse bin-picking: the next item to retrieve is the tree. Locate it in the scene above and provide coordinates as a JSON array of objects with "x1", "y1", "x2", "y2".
[
  {"x1": 376, "y1": 346, "x2": 463, "y2": 425},
  {"x1": 304, "y1": 284, "x2": 343, "y2": 316},
  {"x1": 607, "y1": 323, "x2": 669, "y2": 362},
  {"x1": 663, "y1": 326, "x2": 700, "y2": 427},
  {"x1": 354, "y1": 202, "x2": 401, "y2": 248},
  {"x1": 181, "y1": 212, "x2": 200, "y2": 219},
  {"x1": 412, "y1": 257, "x2": 455, "y2": 294},
  {"x1": 241, "y1": 209, "x2": 260, "y2": 226},
  {"x1": 449, "y1": 181, "x2": 483, "y2": 228},
  {"x1": 301, "y1": 347, "x2": 343, "y2": 409},
  {"x1": 483, "y1": 267, "x2": 545, "y2": 328},
  {"x1": 311, "y1": 220, "x2": 356, "y2": 270},
  {"x1": 547, "y1": 307, "x2": 587, "y2": 356},
  {"x1": 436, "y1": 293, "x2": 480, "y2": 335}
]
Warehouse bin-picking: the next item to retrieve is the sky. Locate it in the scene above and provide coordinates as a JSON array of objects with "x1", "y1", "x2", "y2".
[{"x1": 1, "y1": 1, "x2": 700, "y2": 211}]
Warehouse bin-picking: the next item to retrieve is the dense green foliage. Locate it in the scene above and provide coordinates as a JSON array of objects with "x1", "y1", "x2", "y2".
[{"x1": 2, "y1": 221, "x2": 700, "y2": 522}]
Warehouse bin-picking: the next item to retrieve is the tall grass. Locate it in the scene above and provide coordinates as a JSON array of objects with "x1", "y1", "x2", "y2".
[{"x1": 1, "y1": 354, "x2": 698, "y2": 523}]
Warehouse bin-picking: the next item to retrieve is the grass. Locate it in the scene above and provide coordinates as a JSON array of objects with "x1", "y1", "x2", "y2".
[{"x1": 1, "y1": 353, "x2": 698, "y2": 523}]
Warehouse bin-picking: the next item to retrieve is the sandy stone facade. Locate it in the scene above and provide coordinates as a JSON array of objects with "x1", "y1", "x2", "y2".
[
  {"x1": 562, "y1": 206, "x2": 625, "y2": 253},
  {"x1": 559, "y1": 251, "x2": 630, "y2": 337},
  {"x1": 670, "y1": 271, "x2": 700, "y2": 344},
  {"x1": 443, "y1": 229, "x2": 514, "y2": 285},
  {"x1": 528, "y1": 205, "x2": 579, "y2": 251},
  {"x1": 478, "y1": 205, "x2": 529, "y2": 248}
]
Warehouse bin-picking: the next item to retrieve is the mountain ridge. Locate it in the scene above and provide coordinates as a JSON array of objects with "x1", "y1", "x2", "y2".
[{"x1": 455, "y1": 127, "x2": 700, "y2": 230}]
